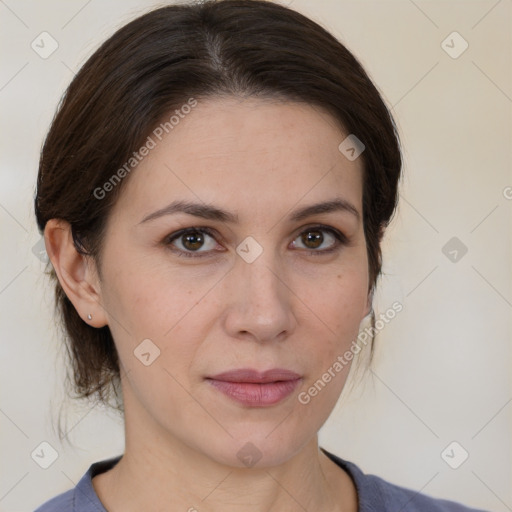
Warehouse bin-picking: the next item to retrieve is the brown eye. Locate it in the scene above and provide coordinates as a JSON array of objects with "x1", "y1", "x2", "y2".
[
  {"x1": 301, "y1": 229, "x2": 324, "y2": 249},
  {"x1": 166, "y1": 227, "x2": 219, "y2": 257},
  {"x1": 291, "y1": 225, "x2": 347, "y2": 254},
  {"x1": 182, "y1": 231, "x2": 205, "y2": 251}
]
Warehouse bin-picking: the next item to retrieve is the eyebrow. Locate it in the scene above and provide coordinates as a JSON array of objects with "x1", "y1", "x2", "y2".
[{"x1": 139, "y1": 198, "x2": 360, "y2": 225}]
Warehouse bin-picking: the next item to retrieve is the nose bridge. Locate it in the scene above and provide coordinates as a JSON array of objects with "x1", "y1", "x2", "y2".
[
  {"x1": 223, "y1": 243, "x2": 295, "y2": 342},
  {"x1": 241, "y1": 254, "x2": 282, "y2": 304}
]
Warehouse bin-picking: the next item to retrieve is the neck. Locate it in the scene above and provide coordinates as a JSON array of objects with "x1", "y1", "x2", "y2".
[{"x1": 92, "y1": 384, "x2": 357, "y2": 512}]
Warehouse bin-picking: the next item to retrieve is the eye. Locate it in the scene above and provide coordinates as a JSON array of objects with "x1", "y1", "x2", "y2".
[
  {"x1": 165, "y1": 227, "x2": 221, "y2": 258},
  {"x1": 290, "y1": 225, "x2": 348, "y2": 255},
  {"x1": 164, "y1": 224, "x2": 348, "y2": 259}
]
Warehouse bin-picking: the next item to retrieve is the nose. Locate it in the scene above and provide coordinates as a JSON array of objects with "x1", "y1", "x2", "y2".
[{"x1": 222, "y1": 249, "x2": 297, "y2": 343}]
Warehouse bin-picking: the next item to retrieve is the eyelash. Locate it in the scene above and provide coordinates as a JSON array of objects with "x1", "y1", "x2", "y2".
[{"x1": 164, "y1": 224, "x2": 349, "y2": 259}]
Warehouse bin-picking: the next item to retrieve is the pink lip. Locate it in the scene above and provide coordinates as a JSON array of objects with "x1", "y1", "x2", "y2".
[{"x1": 206, "y1": 368, "x2": 302, "y2": 407}]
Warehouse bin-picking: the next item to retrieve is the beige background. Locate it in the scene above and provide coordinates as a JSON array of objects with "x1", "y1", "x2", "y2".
[{"x1": 0, "y1": 0, "x2": 510, "y2": 510}]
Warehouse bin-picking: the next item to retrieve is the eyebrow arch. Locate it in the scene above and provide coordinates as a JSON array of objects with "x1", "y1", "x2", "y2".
[
  {"x1": 139, "y1": 198, "x2": 360, "y2": 225},
  {"x1": 289, "y1": 198, "x2": 360, "y2": 222}
]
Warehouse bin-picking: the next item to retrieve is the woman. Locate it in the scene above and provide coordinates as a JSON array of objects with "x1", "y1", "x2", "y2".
[{"x1": 33, "y1": 1, "x2": 488, "y2": 510}]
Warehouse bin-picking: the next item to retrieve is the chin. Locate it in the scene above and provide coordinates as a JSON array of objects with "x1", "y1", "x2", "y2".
[{"x1": 199, "y1": 428, "x2": 311, "y2": 470}]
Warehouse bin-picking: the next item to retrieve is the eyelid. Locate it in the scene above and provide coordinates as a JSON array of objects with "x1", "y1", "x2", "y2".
[
  {"x1": 164, "y1": 226, "x2": 222, "y2": 257},
  {"x1": 291, "y1": 224, "x2": 349, "y2": 252},
  {"x1": 164, "y1": 224, "x2": 349, "y2": 258}
]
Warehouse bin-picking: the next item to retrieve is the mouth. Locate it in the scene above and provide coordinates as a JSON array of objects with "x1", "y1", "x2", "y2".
[{"x1": 205, "y1": 368, "x2": 302, "y2": 407}]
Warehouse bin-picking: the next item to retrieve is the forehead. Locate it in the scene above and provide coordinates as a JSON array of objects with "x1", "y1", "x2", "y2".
[{"x1": 113, "y1": 97, "x2": 364, "y2": 222}]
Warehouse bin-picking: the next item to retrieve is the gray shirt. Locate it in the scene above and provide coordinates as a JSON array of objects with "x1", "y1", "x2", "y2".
[{"x1": 34, "y1": 448, "x2": 490, "y2": 511}]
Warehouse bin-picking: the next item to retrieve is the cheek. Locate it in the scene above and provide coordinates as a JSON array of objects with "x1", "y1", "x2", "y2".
[
  {"x1": 307, "y1": 266, "x2": 368, "y2": 331},
  {"x1": 335, "y1": 268, "x2": 368, "y2": 321},
  {"x1": 99, "y1": 255, "x2": 219, "y2": 381},
  {"x1": 101, "y1": 247, "x2": 206, "y2": 333},
  {"x1": 297, "y1": 267, "x2": 367, "y2": 391},
  {"x1": 100, "y1": 228, "x2": 368, "y2": 367}
]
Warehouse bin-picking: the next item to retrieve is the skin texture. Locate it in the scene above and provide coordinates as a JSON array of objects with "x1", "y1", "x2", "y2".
[{"x1": 45, "y1": 97, "x2": 371, "y2": 511}]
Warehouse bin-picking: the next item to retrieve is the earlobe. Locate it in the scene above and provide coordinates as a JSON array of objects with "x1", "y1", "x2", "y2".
[
  {"x1": 378, "y1": 224, "x2": 386, "y2": 242},
  {"x1": 44, "y1": 219, "x2": 108, "y2": 328},
  {"x1": 364, "y1": 289, "x2": 374, "y2": 318}
]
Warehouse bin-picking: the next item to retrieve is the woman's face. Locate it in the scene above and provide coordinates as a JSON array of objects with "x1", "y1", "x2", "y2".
[{"x1": 96, "y1": 97, "x2": 370, "y2": 467}]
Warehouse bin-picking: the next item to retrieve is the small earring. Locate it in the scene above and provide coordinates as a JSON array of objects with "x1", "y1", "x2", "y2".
[{"x1": 87, "y1": 314, "x2": 92, "y2": 321}]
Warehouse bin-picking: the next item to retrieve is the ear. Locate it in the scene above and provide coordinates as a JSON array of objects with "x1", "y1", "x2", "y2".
[
  {"x1": 378, "y1": 224, "x2": 386, "y2": 242},
  {"x1": 364, "y1": 297, "x2": 372, "y2": 318},
  {"x1": 44, "y1": 219, "x2": 108, "y2": 328},
  {"x1": 364, "y1": 287, "x2": 374, "y2": 319},
  {"x1": 364, "y1": 223, "x2": 386, "y2": 317}
]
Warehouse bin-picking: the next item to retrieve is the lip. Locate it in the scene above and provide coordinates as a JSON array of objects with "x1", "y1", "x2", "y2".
[
  {"x1": 206, "y1": 368, "x2": 302, "y2": 407},
  {"x1": 208, "y1": 368, "x2": 301, "y2": 383}
]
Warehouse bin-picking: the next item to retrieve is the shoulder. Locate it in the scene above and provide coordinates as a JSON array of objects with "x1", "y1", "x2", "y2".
[
  {"x1": 33, "y1": 489, "x2": 73, "y2": 512},
  {"x1": 32, "y1": 455, "x2": 122, "y2": 512},
  {"x1": 359, "y1": 470, "x2": 488, "y2": 512},
  {"x1": 321, "y1": 448, "x2": 490, "y2": 512}
]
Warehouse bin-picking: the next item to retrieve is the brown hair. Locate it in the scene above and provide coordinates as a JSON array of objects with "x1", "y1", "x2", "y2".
[{"x1": 35, "y1": 0, "x2": 402, "y2": 415}]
